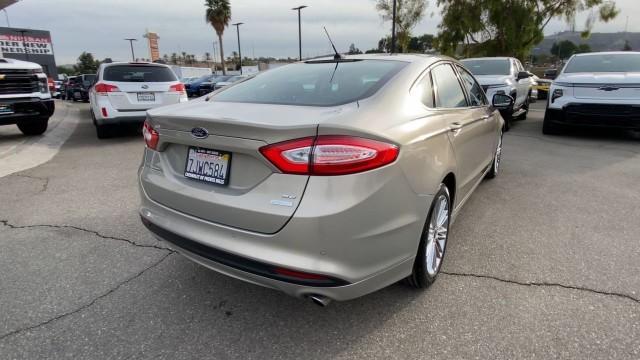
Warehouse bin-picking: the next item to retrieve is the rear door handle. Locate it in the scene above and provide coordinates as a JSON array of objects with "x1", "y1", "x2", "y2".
[{"x1": 450, "y1": 122, "x2": 463, "y2": 131}]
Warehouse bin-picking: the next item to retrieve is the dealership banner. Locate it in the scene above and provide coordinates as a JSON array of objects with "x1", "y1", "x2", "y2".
[{"x1": 0, "y1": 34, "x2": 53, "y2": 55}]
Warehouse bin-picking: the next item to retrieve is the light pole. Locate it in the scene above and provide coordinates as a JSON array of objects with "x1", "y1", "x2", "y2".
[
  {"x1": 124, "y1": 38, "x2": 137, "y2": 61},
  {"x1": 390, "y1": 0, "x2": 397, "y2": 53},
  {"x1": 2, "y1": 9, "x2": 10, "y2": 27},
  {"x1": 292, "y1": 5, "x2": 307, "y2": 61},
  {"x1": 232, "y1": 22, "x2": 244, "y2": 74},
  {"x1": 212, "y1": 41, "x2": 218, "y2": 74},
  {"x1": 15, "y1": 29, "x2": 29, "y2": 61}
]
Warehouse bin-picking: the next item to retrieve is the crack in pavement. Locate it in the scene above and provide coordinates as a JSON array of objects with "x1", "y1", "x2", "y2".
[
  {"x1": 11, "y1": 174, "x2": 49, "y2": 193},
  {"x1": 441, "y1": 271, "x2": 640, "y2": 304},
  {"x1": 0, "y1": 252, "x2": 173, "y2": 341},
  {"x1": 0, "y1": 219, "x2": 173, "y2": 252}
]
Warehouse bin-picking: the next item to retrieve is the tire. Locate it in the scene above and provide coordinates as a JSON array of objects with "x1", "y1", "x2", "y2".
[
  {"x1": 485, "y1": 130, "x2": 503, "y2": 179},
  {"x1": 96, "y1": 124, "x2": 112, "y2": 139},
  {"x1": 501, "y1": 109, "x2": 512, "y2": 132},
  {"x1": 17, "y1": 116, "x2": 49, "y2": 136},
  {"x1": 542, "y1": 112, "x2": 563, "y2": 135},
  {"x1": 405, "y1": 184, "x2": 451, "y2": 289}
]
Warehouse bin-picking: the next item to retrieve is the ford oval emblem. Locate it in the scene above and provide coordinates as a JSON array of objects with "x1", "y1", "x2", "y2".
[{"x1": 191, "y1": 127, "x2": 209, "y2": 139}]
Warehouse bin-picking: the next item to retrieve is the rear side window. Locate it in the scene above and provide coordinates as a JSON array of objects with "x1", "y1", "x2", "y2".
[
  {"x1": 213, "y1": 60, "x2": 407, "y2": 107},
  {"x1": 432, "y1": 64, "x2": 468, "y2": 108},
  {"x1": 413, "y1": 72, "x2": 435, "y2": 108},
  {"x1": 103, "y1": 65, "x2": 177, "y2": 82},
  {"x1": 456, "y1": 65, "x2": 487, "y2": 106}
]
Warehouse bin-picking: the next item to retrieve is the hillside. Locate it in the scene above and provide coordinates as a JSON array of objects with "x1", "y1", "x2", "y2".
[{"x1": 537, "y1": 31, "x2": 640, "y2": 54}]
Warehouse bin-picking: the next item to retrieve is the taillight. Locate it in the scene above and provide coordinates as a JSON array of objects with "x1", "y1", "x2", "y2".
[
  {"x1": 94, "y1": 83, "x2": 120, "y2": 95},
  {"x1": 169, "y1": 83, "x2": 186, "y2": 94},
  {"x1": 260, "y1": 135, "x2": 398, "y2": 176},
  {"x1": 142, "y1": 121, "x2": 159, "y2": 150}
]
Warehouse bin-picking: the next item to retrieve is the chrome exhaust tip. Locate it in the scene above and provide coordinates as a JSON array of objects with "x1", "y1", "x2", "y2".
[{"x1": 309, "y1": 294, "x2": 332, "y2": 307}]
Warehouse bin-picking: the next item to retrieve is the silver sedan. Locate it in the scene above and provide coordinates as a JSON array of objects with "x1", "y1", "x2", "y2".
[{"x1": 138, "y1": 54, "x2": 510, "y2": 305}]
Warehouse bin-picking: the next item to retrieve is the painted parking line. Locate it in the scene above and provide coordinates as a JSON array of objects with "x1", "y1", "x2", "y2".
[{"x1": 0, "y1": 102, "x2": 79, "y2": 178}]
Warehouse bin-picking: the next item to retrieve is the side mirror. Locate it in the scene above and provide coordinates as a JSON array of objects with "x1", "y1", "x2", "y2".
[
  {"x1": 492, "y1": 93, "x2": 514, "y2": 110},
  {"x1": 517, "y1": 71, "x2": 531, "y2": 80}
]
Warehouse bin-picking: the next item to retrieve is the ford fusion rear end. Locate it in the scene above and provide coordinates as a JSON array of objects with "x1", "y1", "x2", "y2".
[{"x1": 139, "y1": 57, "x2": 459, "y2": 301}]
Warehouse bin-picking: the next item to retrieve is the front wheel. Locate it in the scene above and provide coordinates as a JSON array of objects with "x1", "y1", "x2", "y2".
[
  {"x1": 405, "y1": 184, "x2": 451, "y2": 289},
  {"x1": 17, "y1": 116, "x2": 49, "y2": 136}
]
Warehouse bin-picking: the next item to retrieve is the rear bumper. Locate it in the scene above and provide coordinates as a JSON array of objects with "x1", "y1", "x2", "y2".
[
  {"x1": 0, "y1": 98, "x2": 54, "y2": 125},
  {"x1": 138, "y1": 158, "x2": 430, "y2": 301},
  {"x1": 546, "y1": 103, "x2": 640, "y2": 130}
]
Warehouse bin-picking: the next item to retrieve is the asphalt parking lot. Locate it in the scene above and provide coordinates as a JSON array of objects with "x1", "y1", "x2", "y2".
[{"x1": 1, "y1": 100, "x2": 639, "y2": 359}]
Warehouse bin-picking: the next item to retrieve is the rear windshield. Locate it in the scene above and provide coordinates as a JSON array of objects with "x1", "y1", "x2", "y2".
[
  {"x1": 103, "y1": 65, "x2": 177, "y2": 82},
  {"x1": 460, "y1": 59, "x2": 511, "y2": 75},
  {"x1": 83, "y1": 74, "x2": 96, "y2": 82},
  {"x1": 563, "y1": 53, "x2": 640, "y2": 73},
  {"x1": 212, "y1": 60, "x2": 407, "y2": 106}
]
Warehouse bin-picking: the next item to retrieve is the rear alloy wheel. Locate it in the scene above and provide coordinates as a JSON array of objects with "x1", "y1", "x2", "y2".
[
  {"x1": 485, "y1": 131, "x2": 503, "y2": 179},
  {"x1": 17, "y1": 116, "x2": 49, "y2": 136},
  {"x1": 405, "y1": 184, "x2": 451, "y2": 288}
]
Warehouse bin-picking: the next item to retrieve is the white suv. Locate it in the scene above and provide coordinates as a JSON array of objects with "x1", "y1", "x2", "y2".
[
  {"x1": 460, "y1": 57, "x2": 534, "y2": 130},
  {"x1": 544, "y1": 51, "x2": 640, "y2": 135},
  {"x1": 89, "y1": 62, "x2": 187, "y2": 138}
]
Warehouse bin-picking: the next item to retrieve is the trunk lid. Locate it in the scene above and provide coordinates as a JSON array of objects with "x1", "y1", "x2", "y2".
[
  {"x1": 141, "y1": 100, "x2": 357, "y2": 233},
  {"x1": 106, "y1": 81, "x2": 180, "y2": 110}
]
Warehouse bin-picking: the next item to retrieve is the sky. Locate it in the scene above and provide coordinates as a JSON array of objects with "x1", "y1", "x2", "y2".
[{"x1": 4, "y1": 0, "x2": 640, "y2": 65}]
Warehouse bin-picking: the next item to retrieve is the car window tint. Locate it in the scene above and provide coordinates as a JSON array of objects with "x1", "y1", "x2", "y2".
[
  {"x1": 456, "y1": 65, "x2": 486, "y2": 106},
  {"x1": 413, "y1": 72, "x2": 435, "y2": 108},
  {"x1": 563, "y1": 53, "x2": 640, "y2": 73},
  {"x1": 432, "y1": 64, "x2": 468, "y2": 108},
  {"x1": 103, "y1": 65, "x2": 177, "y2": 82},
  {"x1": 213, "y1": 60, "x2": 408, "y2": 107}
]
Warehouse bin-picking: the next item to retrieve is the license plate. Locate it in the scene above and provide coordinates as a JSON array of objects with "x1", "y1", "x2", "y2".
[
  {"x1": 0, "y1": 104, "x2": 13, "y2": 115},
  {"x1": 184, "y1": 147, "x2": 231, "y2": 186},
  {"x1": 137, "y1": 92, "x2": 155, "y2": 102}
]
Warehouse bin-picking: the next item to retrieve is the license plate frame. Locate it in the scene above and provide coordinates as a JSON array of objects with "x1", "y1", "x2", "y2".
[
  {"x1": 184, "y1": 147, "x2": 232, "y2": 186},
  {"x1": 137, "y1": 92, "x2": 155, "y2": 102}
]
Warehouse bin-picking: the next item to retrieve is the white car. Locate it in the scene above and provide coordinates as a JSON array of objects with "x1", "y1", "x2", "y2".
[
  {"x1": 460, "y1": 57, "x2": 534, "y2": 130},
  {"x1": 89, "y1": 62, "x2": 188, "y2": 138},
  {"x1": 544, "y1": 51, "x2": 640, "y2": 135}
]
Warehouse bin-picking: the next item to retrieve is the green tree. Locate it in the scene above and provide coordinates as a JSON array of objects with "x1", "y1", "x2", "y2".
[
  {"x1": 205, "y1": 0, "x2": 231, "y2": 75},
  {"x1": 73, "y1": 52, "x2": 100, "y2": 74},
  {"x1": 436, "y1": 0, "x2": 618, "y2": 59},
  {"x1": 576, "y1": 43, "x2": 591, "y2": 54},
  {"x1": 170, "y1": 53, "x2": 178, "y2": 64},
  {"x1": 376, "y1": 0, "x2": 429, "y2": 53},
  {"x1": 408, "y1": 33, "x2": 434, "y2": 52},
  {"x1": 348, "y1": 43, "x2": 363, "y2": 54},
  {"x1": 551, "y1": 40, "x2": 577, "y2": 59},
  {"x1": 623, "y1": 40, "x2": 632, "y2": 51}
]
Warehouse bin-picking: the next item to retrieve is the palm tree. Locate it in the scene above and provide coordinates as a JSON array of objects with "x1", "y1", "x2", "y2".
[
  {"x1": 170, "y1": 53, "x2": 178, "y2": 64},
  {"x1": 205, "y1": 0, "x2": 231, "y2": 75},
  {"x1": 181, "y1": 51, "x2": 187, "y2": 65}
]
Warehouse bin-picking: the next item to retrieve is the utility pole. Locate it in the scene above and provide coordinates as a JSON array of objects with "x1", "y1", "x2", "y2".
[
  {"x1": 232, "y1": 22, "x2": 244, "y2": 74},
  {"x1": 390, "y1": 0, "x2": 397, "y2": 53},
  {"x1": 292, "y1": 5, "x2": 307, "y2": 61},
  {"x1": 124, "y1": 38, "x2": 137, "y2": 61}
]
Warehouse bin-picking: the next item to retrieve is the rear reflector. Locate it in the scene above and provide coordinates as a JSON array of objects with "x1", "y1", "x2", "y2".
[
  {"x1": 260, "y1": 135, "x2": 398, "y2": 176},
  {"x1": 101, "y1": 107, "x2": 108, "y2": 117},
  {"x1": 142, "y1": 121, "x2": 159, "y2": 150},
  {"x1": 273, "y1": 267, "x2": 331, "y2": 281}
]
